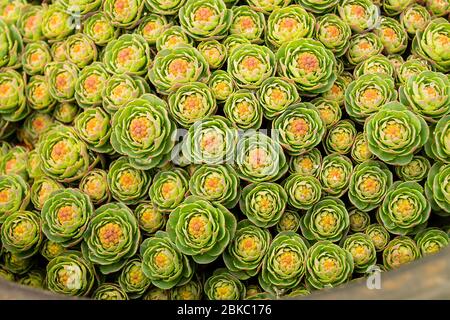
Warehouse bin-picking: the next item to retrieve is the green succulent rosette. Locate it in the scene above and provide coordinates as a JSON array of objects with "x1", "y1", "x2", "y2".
[
  {"x1": 348, "y1": 160, "x2": 393, "y2": 212},
  {"x1": 222, "y1": 220, "x2": 271, "y2": 280},
  {"x1": 283, "y1": 174, "x2": 321, "y2": 210},
  {"x1": 286, "y1": 285, "x2": 310, "y2": 298},
  {"x1": 319, "y1": 154, "x2": 353, "y2": 197},
  {"x1": 275, "y1": 211, "x2": 300, "y2": 233},
  {"x1": 364, "y1": 102, "x2": 429, "y2": 166},
  {"x1": 55, "y1": 0, "x2": 102, "y2": 15},
  {"x1": 140, "y1": 231, "x2": 194, "y2": 289},
  {"x1": 145, "y1": 0, "x2": 187, "y2": 15},
  {"x1": 383, "y1": 0, "x2": 415, "y2": 15},
  {"x1": 374, "y1": 17, "x2": 408, "y2": 55},
  {"x1": 224, "y1": 90, "x2": 263, "y2": 129},
  {"x1": 353, "y1": 54, "x2": 395, "y2": 79},
  {"x1": 245, "y1": 284, "x2": 262, "y2": 298},
  {"x1": 74, "y1": 108, "x2": 112, "y2": 154},
  {"x1": 349, "y1": 208, "x2": 371, "y2": 233},
  {"x1": 18, "y1": 269, "x2": 44, "y2": 288},
  {"x1": 235, "y1": 131, "x2": 288, "y2": 183},
  {"x1": 305, "y1": 240, "x2": 354, "y2": 289},
  {"x1": 118, "y1": 258, "x2": 152, "y2": 298},
  {"x1": 149, "y1": 168, "x2": 189, "y2": 212},
  {"x1": 53, "y1": 102, "x2": 79, "y2": 123},
  {"x1": 315, "y1": 14, "x2": 351, "y2": 58},
  {"x1": 103, "y1": 0, "x2": 145, "y2": 29},
  {"x1": 425, "y1": 116, "x2": 450, "y2": 163},
  {"x1": 415, "y1": 228, "x2": 449, "y2": 256},
  {"x1": 400, "y1": 5, "x2": 431, "y2": 36},
  {"x1": 276, "y1": 38, "x2": 336, "y2": 94},
  {"x1": 297, "y1": 0, "x2": 338, "y2": 13},
  {"x1": 167, "y1": 195, "x2": 237, "y2": 264},
  {"x1": 265, "y1": 6, "x2": 315, "y2": 49},
  {"x1": 399, "y1": 71, "x2": 450, "y2": 123},
  {"x1": 239, "y1": 182, "x2": 287, "y2": 228},
  {"x1": 208, "y1": 70, "x2": 235, "y2": 101},
  {"x1": 46, "y1": 251, "x2": 96, "y2": 297},
  {"x1": 337, "y1": 0, "x2": 380, "y2": 33},
  {"x1": 257, "y1": 77, "x2": 299, "y2": 120},
  {"x1": 426, "y1": 0, "x2": 450, "y2": 16},
  {"x1": 168, "y1": 82, "x2": 217, "y2": 128},
  {"x1": 223, "y1": 34, "x2": 252, "y2": 55},
  {"x1": 272, "y1": 103, "x2": 325, "y2": 155},
  {"x1": 382, "y1": 236, "x2": 421, "y2": 270},
  {"x1": 0, "y1": 68, "x2": 28, "y2": 122},
  {"x1": 40, "y1": 239, "x2": 66, "y2": 261},
  {"x1": 26, "y1": 76, "x2": 56, "y2": 113},
  {"x1": 21, "y1": 42, "x2": 52, "y2": 76},
  {"x1": 181, "y1": 116, "x2": 238, "y2": 165},
  {"x1": 365, "y1": 223, "x2": 390, "y2": 252},
  {"x1": 156, "y1": 26, "x2": 193, "y2": 52},
  {"x1": 425, "y1": 162, "x2": 450, "y2": 215},
  {"x1": 312, "y1": 98, "x2": 341, "y2": 129},
  {"x1": 0, "y1": 146, "x2": 28, "y2": 180},
  {"x1": 44, "y1": 62, "x2": 79, "y2": 103},
  {"x1": 41, "y1": 188, "x2": 94, "y2": 248},
  {"x1": 37, "y1": 125, "x2": 90, "y2": 182},
  {"x1": 0, "y1": 18, "x2": 22, "y2": 69},
  {"x1": 41, "y1": 5, "x2": 75, "y2": 41},
  {"x1": 50, "y1": 41, "x2": 67, "y2": 62},
  {"x1": 83, "y1": 12, "x2": 119, "y2": 46},
  {"x1": 26, "y1": 150, "x2": 45, "y2": 178},
  {"x1": 135, "y1": 14, "x2": 169, "y2": 45},
  {"x1": 30, "y1": 177, "x2": 62, "y2": 211},
  {"x1": 93, "y1": 283, "x2": 128, "y2": 300},
  {"x1": 110, "y1": 94, "x2": 176, "y2": 170},
  {"x1": 189, "y1": 164, "x2": 240, "y2": 209},
  {"x1": 0, "y1": 0, "x2": 26, "y2": 24},
  {"x1": 321, "y1": 75, "x2": 347, "y2": 106},
  {"x1": 1, "y1": 211, "x2": 42, "y2": 259},
  {"x1": 388, "y1": 54, "x2": 404, "y2": 74},
  {"x1": 341, "y1": 233, "x2": 376, "y2": 273},
  {"x1": 324, "y1": 120, "x2": 357, "y2": 155},
  {"x1": 288, "y1": 148, "x2": 322, "y2": 177},
  {"x1": 346, "y1": 33, "x2": 383, "y2": 66},
  {"x1": 103, "y1": 34, "x2": 151, "y2": 76},
  {"x1": 412, "y1": 18, "x2": 450, "y2": 72},
  {"x1": 142, "y1": 287, "x2": 171, "y2": 300},
  {"x1": 395, "y1": 155, "x2": 431, "y2": 182},
  {"x1": 74, "y1": 63, "x2": 109, "y2": 109},
  {"x1": 204, "y1": 269, "x2": 245, "y2": 300},
  {"x1": 82, "y1": 202, "x2": 140, "y2": 274},
  {"x1": 149, "y1": 45, "x2": 210, "y2": 95},
  {"x1": 65, "y1": 33, "x2": 98, "y2": 69},
  {"x1": 300, "y1": 197, "x2": 350, "y2": 243},
  {"x1": 171, "y1": 277, "x2": 203, "y2": 300},
  {"x1": 21, "y1": 112, "x2": 55, "y2": 146},
  {"x1": 229, "y1": 6, "x2": 265, "y2": 43},
  {"x1": 134, "y1": 201, "x2": 166, "y2": 236},
  {"x1": 397, "y1": 58, "x2": 431, "y2": 85},
  {"x1": 197, "y1": 41, "x2": 227, "y2": 70},
  {"x1": 0, "y1": 174, "x2": 30, "y2": 224}
]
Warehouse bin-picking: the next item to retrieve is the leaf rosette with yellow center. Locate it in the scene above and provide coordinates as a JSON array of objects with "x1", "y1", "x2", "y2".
[
  {"x1": 0, "y1": 174, "x2": 30, "y2": 224},
  {"x1": 46, "y1": 251, "x2": 96, "y2": 297},
  {"x1": 315, "y1": 14, "x2": 351, "y2": 57},
  {"x1": 140, "y1": 231, "x2": 194, "y2": 289},
  {"x1": 276, "y1": 39, "x2": 336, "y2": 94},
  {"x1": 230, "y1": 6, "x2": 265, "y2": 43},
  {"x1": 144, "y1": 0, "x2": 187, "y2": 15},
  {"x1": 239, "y1": 182, "x2": 287, "y2": 228},
  {"x1": 136, "y1": 14, "x2": 169, "y2": 46},
  {"x1": 44, "y1": 62, "x2": 79, "y2": 103},
  {"x1": 0, "y1": 0, "x2": 26, "y2": 24},
  {"x1": 258, "y1": 232, "x2": 309, "y2": 295},
  {"x1": 346, "y1": 33, "x2": 383, "y2": 66},
  {"x1": 21, "y1": 41, "x2": 52, "y2": 76},
  {"x1": 26, "y1": 150, "x2": 45, "y2": 178},
  {"x1": 21, "y1": 112, "x2": 54, "y2": 149},
  {"x1": 208, "y1": 70, "x2": 236, "y2": 101},
  {"x1": 395, "y1": 156, "x2": 431, "y2": 182},
  {"x1": 0, "y1": 146, "x2": 28, "y2": 179},
  {"x1": 425, "y1": 116, "x2": 450, "y2": 163},
  {"x1": 426, "y1": 0, "x2": 450, "y2": 16},
  {"x1": 224, "y1": 90, "x2": 263, "y2": 129},
  {"x1": 52, "y1": 102, "x2": 79, "y2": 124},
  {"x1": 321, "y1": 75, "x2": 347, "y2": 106},
  {"x1": 40, "y1": 239, "x2": 66, "y2": 261},
  {"x1": 41, "y1": 5, "x2": 74, "y2": 41},
  {"x1": 0, "y1": 17, "x2": 22, "y2": 69},
  {"x1": 167, "y1": 195, "x2": 237, "y2": 264},
  {"x1": 134, "y1": 201, "x2": 166, "y2": 236},
  {"x1": 414, "y1": 228, "x2": 449, "y2": 256},
  {"x1": 283, "y1": 174, "x2": 321, "y2": 210},
  {"x1": 382, "y1": 236, "x2": 421, "y2": 270},
  {"x1": 319, "y1": 154, "x2": 353, "y2": 197},
  {"x1": 30, "y1": 177, "x2": 63, "y2": 211},
  {"x1": 350, "y1": 133, "x2": 376, "y2": 164},
  {"x1": 397, "y1": 58, "x2": 431, "y2": 85},
  {"x1": 83, "y1": 12, "x2": 119, "y2": 46},
  {"x1": 82, "y1": 202, "x2": 140, "y2": 274},
  {"x1": 337, "y1": 0, "x2": 380, "y2": 33},
  {"x1": 365, "y1": 223, "x2": 390, "y2": 252},
  {"x1": 118, "y1": 258, "x2": 152, "y2": 298},
  {"x1": 400, "y1": 4, "x2": 431, "y2": 36},
  {"x1": 425, "y1": 162, "x2": 450, "y2": 215},
  {"x1": 79, "y1": 169, "x2": 110, "y2": 206},
  {"x1": 0, "y1": 68, "x2": 28, "y2": 122},
  {"x1": 197, "y1": 40, "x2": 227, "y2": 69},
  {"x1": 156, "y1": 26, "x2": 194, "y2": 52},
  {"x1": 149, "y1": 168, "x2": 189, "y2": 212},
  {"x1": 74, "y1": 108, "x2": 113, "y2": 154},
  {"x1": 189, "y1": 164, "x2": 241, "y2": 208},
  {"x1": 288, "y1": 148, "x2": 322, "y2": 177},
  {"x1": 50, "y1": 41, "x2": 67, "y2": 62},
  {"x1": 103, "y1": 0, "x2": 145, "y2": 29},
  {"x1": 223, "y1": 34, "x2": 251, "y2": 55},
  {"x1": 300, "y1": 196, "x2": 350, "y2": 243},
  {"x1": 382, "y1": 0, "x2": 415, "y2": 15},
  {"x1": 26, "y1": 76, "x2": 56, "y2": 113},
  {"x1": 204, "y1": 269, "x2": 245, "y2": 300},
  {"x1": 324, "y1": 120, "x2": 357, "y2": 155},
  {"x1": 16, "y1": 4, "x2": 45, "y2": 42},
  {"x1": 41, "y1": 188, "x2": 94, "y2": 248},
  {"x1": 65, "y1": 33, "x2": 98, "y2": 69},
  {"x1": 170, "y1": 277, "x2": 203, "y2": 300},
  {"x1": 305, "y1": 240, "x2": 354, "y2": 289},
  {"x1": 312, "y1": 98, "x2": 341, "y2": 129},
  {"x1": 349, "y1": 160, "x2": 393, "y2": 212},
  {"x1": 349, "y1": 208, "x2": 371, "y2": 233},
  {"x1": 353, "y1": 54, "x2": 395, "y2": 79},
  {"x1": 93, "y1": 283, "x2": 128, "y2": 300},
  {"x1": 75, "y1": 63, "x2": 110, "y2": 109},
  {"x1": 149, "y1": 45, "x2": 210, "y2": 95},
  {"x1": 378, "y1": 181, "x2": 431, "y2": 235},
  {"x1": 276, "y1": 210, "x2": 301, "y2": 233},
  {"x1": 257, "y1": 77, "x2": 299, "y2": 120},
  {"x1": 342, "y1": 233, "x2": 376, "y2": 273},
  {"x1": 374, "y1": 17, "x2": 408, "y2": 55}
]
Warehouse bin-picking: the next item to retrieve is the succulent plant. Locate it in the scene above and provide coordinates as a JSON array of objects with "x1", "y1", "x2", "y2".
[{"x1": 383, "y1": 236, "x2": 421, "y2": 270}]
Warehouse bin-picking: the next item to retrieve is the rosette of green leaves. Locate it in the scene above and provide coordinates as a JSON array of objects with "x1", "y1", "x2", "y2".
[
  {"x1": 37, "y1": 125, "x2": 89, "y2": 182},
  {"x1": 426, "y1": 116, "x2": 450, "y2": 163},
  {"x1": 0, "y1": 146, "x2": 28, "y2": 179},
  {"x1": 378, "y1": 181, "x2": 431, "y2": 235},
  {"x1": 399, "y1": 71, "x2": 450, "y2": 123},
  {"x1": 400, "y1": 5, "x2": 431, "y2": 36},
  {"x1": 426, "y1": 0, "x2": 450, "y2": 16},
  {"x1": 346, "y1": 33, "x2": 383, "y2": 66},
  {"x1": 395, "y1": 156, "x2": 431, "y2": 182},
  {"x1": 345, "y1": 74, "x2": 397, "y2": 123},
  {"x1": 365, "y1": 223, "x2": 390, "y2": 252},
  {"x1": 21, "y1": 42, "x2": 52, "y2": 76},
  {"x1": 41, "y1": 5, "x2": 74, "y2": 40},
  {"x1": 1, "y1": 211, "x2": 42, "y2": 259},
  {"x1": 204, "y1": 269, "x2": 245, "y2": 300},
  {"x1": 300, "y1": 197, "x2": 350, "y2": 243},
  {"x1": 93, "y1": 283, "x2": 128, "y2": 300},
  {"x1": 30, "y1": 177, "x2": 62, "y2": 211},
  {"x1": 388, "y1": 54, "x2": 404, "y2": 74},
  {"x1": 341, "y1": 233, "x2": 376, "y2": 273},
  {"x1": 324, "y1": 120, "x2": 357, "y2": 155},
  {"x1": 364, "y1": 102, "x2": 429, "y2": 165},
  {"x1": 425, "y1": 162, "x2": 450, "y2": 215},
  {"x1": 149, "y1": 168, "x2": 189, "y2": 212},
  {"x1": 18, "y1": 270, "x2": 44, "y2": 288},
  {"x1": 319, "y1": 154, "x2": 353, "y2": 197},
  {"x1": 134, "y1": 201, "x2": 166, "y2": 236},
  {"x1": 415, "y1": 228, "x2": 449, "y2": 256},
  {"x1": 110, "y1": 94, "x2": 176, "y2": 169},
  {"x1": 103, "y1": 0, "x2": 145, "y2": 29},
  {"x1": 0, "y1": 16, "x2": 23, "y2": 69},
  {"x1": 149, "y1": 45, "x2": 210, "y2": 95},
  {"x1": 315, "y1": 14, "x2": 351, "y2": 58},
  {"x1": 353, "y1": 55, "x2": 395, "y2": 79},
  {"x1": 40, "y1": 239, "x2": 66, "y2": 261},
  {"x1": 276, "y1": 38, "x2": 336, "y2": 94},
  {"x1": 258, "y1": 232, "x2": 308, "y2": 295},
  {"x1": 0, "y1": 0, "x2": 26, "y2": 24},
  {"x1": 223, "y1": 220, "x2": 271, "y2": 280},
  {"x1": 297, "y1": 0, "x2": 338, "y2": 13},
  {"x1": 265, "y1": 6, "x2": 315, "y2": 49},
  {"x1": 288, "y1": 148, "x2": 322, "y2": 177},
  {"x1": 142, "y1": 287, "x2": 170, "y2": 300},
  {"x1": 26, "y1": 76, "x2": 56, "y2": 113},
  {"x1": 167, "y1": 196, "x2": 237, "y2": 264},
  {"x1": 0, "y1": 69, "x2": 28, "y2": 122},
  {"x1": 65, "y1": 33, "x2": 98, "y2": 69},
  {"x1": 383, "y1": 0, "x2": 415, "y2": 15},
  {"x1": 338, "y1": 0, "x2": 380, "y2": 32},
  {"x1": 140, "y1": 231, "x2": 194, "y2": 289},
  {"x1": 349, "y1": 160, "x2": 393, "y2": 212},
  {"x1": 229, "y1": 6, "x2": 265, "y2": 43},
  {"x1": 21, "y1": 112, "x2": 55, "y2": 147},
  {"x1": 156, "y1": 26, "x2": 193, "y2": 52},
  {"x1": 283, "y1": 174, "x2": 321, "y2": 210},
  {"x1": 273, "y1": 103, "x2": 325, "y2": 155},
  {"x1": 74, "y1": 108, "x2": 112, "y2": 154},
  {"x1": 412, "y1": 18, "x2": 450, "y2": 72},
  {"x1": 321, "y1": 75, "x2": 347, "y2": 106},
  {"x1": 374, "y1": 17, "x2": 408, "y2": 55},
  {"x1": 26, "y1": 150, "x2": 44, "y2": 178},
  {"x1": 0, "y1": 174, "x2": 30, "y2": 224},
  {"x1": 189, "y1": 164, "x2": 240, "y2": 208},
  {"x1": 46, "y1": 251, "x2": 96, "y2": 297},
  {"x1": 397, "y1": 58, "x2": 431, "y2": 85},
  {"x1": 257, "y1": 77, "x2": 299, "y2": 120},
  {"x1": 103, "y1": 34, "x2": 151, "y2": 76},
  {"x1": 383, "y1": 236, "x2": 420, "y2": 270},
  {"x1": 44, "y1": 62, "x2": 79, "y2": 103},
  {"x1": 305, "y1": 240, "x2": 354, "y2": 289},
  {"x1": 171, "y1": 277, "x2": 203, "y2": 300},
  {"x1": 53, "y1": 103, "x2": 79, "y2": 124},
  {"x1": 208, "y1": 70, "x2": 235, "y2": 101},
  {"x1": 235, "y1": 131, "x2": 288, "y2": 183},
  {"x1": 239, "y1": 182, "x2": 287, "y2": 228},
  {"x1": 118, "y1": 258, "x2": 152, "y2": 298},
  {"x1": 168, "y1": 82, "x2": 217, "y2": 128},
  {"x1": 181, "y1": 116, "x2": 238, "y2": 165},
  {"x1": 55, "y1": 0, "x2": 102, "y2": 14},
  {"x1": 41, "y1": 188, "x2": 93, "y2": 248},
  {"x1": 246, "y1": 0, "x2": 290, "y2": 14},
  {"x1": 50, "y1": 41, "x2": 67, "y2": 62},
  {"x1": 83, "y1": 12, "x2": 119, "y2": 46},
  {"x1": 145, "y1": 0, "x2": 187, "y2": 15},
  {"x1": 223, "y1": 35, "x2": 251, "y2": 55},
  {"x1": 224, "y1": 90, "x2": 263, "y2": 129},
  {"x1": 197, "y1": 40, "x2": 227, "y2": 69},
  {"x1": 312, "y1": 98, "x2": 341, "y2": 129},
  {"x1": 135, "y1": 14, "x2": 169, "y2": 46},
  {"x1": 82, "y1": 202, "x2": 140, "y2": 274},
  {"x1": 349, "y1": 209, "x2": 371, "y2": 233},
  {"x1": 74, "y1": 63, "x2": 109, "y2": 109}
]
